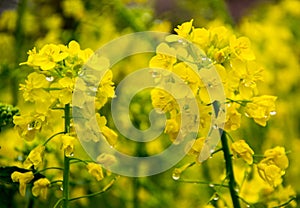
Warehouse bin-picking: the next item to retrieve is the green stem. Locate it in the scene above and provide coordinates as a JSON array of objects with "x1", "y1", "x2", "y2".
[
  {"x1": 220, "y1": 132, "x2": 241, "y2": 208},
  {"x1": 68, "y1": 177, "x2": 117, "y2": 202},
  {"x1": 43, "y1": 131, "x2": 65, "y2": 146},
  {"x1": 63, "y1": 104, "x2": 71, "y2": 208},
  {"x1": 177, "y1": 179, "x2": 229, "y2": 188},
  {"x1": 34, "y1": 167, "x2": 64, "y2": 174}
]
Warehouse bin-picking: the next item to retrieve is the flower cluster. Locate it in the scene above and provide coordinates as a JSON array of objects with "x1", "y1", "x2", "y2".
[
  {"x1": 257, "y1": 146, "x2": 289, "y2": 187},
  {"x1": 10, "y1": 40, "x2": 117, "y2": 201},
  {"x1": 150, "y1": 20, "x2": 277, "y2": 151}
]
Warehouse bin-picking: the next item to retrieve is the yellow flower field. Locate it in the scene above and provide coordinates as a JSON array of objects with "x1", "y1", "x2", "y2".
[{"x1": 0, "y1": 0, "x2": 299, "y2": 207}]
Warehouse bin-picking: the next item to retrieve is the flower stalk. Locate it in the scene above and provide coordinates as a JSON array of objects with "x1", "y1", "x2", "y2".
[
  {"x1": 63, "y1": 104, "x2": 71, "y2": 208},
  {"x1": 220, "y1": 131, "x2": 241, "y2": 208}
]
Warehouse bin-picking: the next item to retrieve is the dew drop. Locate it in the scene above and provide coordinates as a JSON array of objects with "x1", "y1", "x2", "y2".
[
  {"x1": 207, "y1": 82, "x2": 214, "y2": 88},
  {"x1": 17, "y1": 155, "x2": 23, "y2": 161},
  {"x1": 244, "y1": 112, "x2": 250, "y2": 117},
  {"x1": 46, "y1": 76, "x2": 54, "y2": 82},
  {"x1": 27, "y1": 123, "x2": 35, "y2": 131},
  {"x1": 172, "y1": 169, "x2": 181, "y2": 181},
  {"x1": 209, "y1": 183, "x2": 215, "y2": 188},
  {"x1": 69, "y1": 153, "x2": 74, "y2": 157},
  {"x1": 234, "y1": 187, "x2": 240, "y2": 193},
  {"x1": 246, "y1": 205, "x2": 251, "y2": 208},
  {"x1": 270, "y1": 111, "x2": 276, "y2": 116},
  {"x1": 89, "y1": 86, "x2": 98, "y2": 92},
  {"x1": 213, "y1": 196, "x2": 219, "y2": 201},
  {"x1": 151, "y1": 71, "x2": 161, "y2": 78},
  {"x1": 60, "y1": 186, "x2": 63, "y2": 191},
  {"x1": 213, "y1": 124, "x2": 218, "y2": 129},
  {"x1": 178, "y1": 39, "x2": 187, "y2": 46}
]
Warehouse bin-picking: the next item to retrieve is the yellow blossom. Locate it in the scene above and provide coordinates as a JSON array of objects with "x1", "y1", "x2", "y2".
[
  {"x1": 151, "y1": 89, "x2": 178, "y2": 113},
  {"x1": 230, "y1": 36, "x2": 255, "y2": 61},
  {"x1": 149, "y1": 43, "x2": 177, "y2": 71},
  {"x1": 50, "y1": 77, "x2": 74, "y2": 104},
  {"x1": 11, "y1": 171, "x2": 34, "y2": 196},
  {"x1": 174, "y1": 19, "x2": 194, "y2": 39},
  {"x1": 185, "y1": 137, "x2": 205, "y2": 157},
  {"x1": 257, "y1": 146, "x2": 289, "y2": 187},
  {"x1": 23, "y1": 145, "x2": 45, "y2": 169},
  {"x1": 100, "y1": 126, "x2": 118, "y2": 147},
  {"x1": 19, "y1": 72, "x2": 51, "y2": 103},
  {"x1": 264, "y1": 146, "x2": 289, "y2": 170},
  {"x1": 231, "y1": 140, "x2": 254, "y2": 164},
  {"x1": 61, "y1": 134, "x2": 75, "y2": 157},
  {"x1": 224, "y1": 104, "x2": 241, "y2": 131},
  {"x1": 245, "y1": 95, "x2": 277, "y2": 126},
  {"x1": 86, "y1": 163, "x2": 104, "y2": 181},
  {"x1": 13, "y1": 113, "x2": 47, "y2": 141},
  {"x1": 257, "y1": 163, "x2": 283, "y2": 187},
  {"x1": 32, "y1": 178, "x2": 50, "y2": 199},
  {"x1": 164, "y1": 118, "x2": 180, "y2": 142},
  {"x1": 21, "y1": 44, "x2": 68, "y2": 71}
]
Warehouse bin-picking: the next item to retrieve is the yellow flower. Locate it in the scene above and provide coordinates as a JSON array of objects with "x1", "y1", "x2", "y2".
[
  {"x1": 224, "y1": 104, "x2": 241, "y2": 131},
  {"x1": 257, "y1": 146, "x2": 289, "y2": 187},
  {"x1": 263, "y1": 146, "x2": 289, "y2": 170},
  {"x1": 19, "y1": 72, "x2": 51, "y2": 103},
  {"x1": 191, "y1": 27, "x2": 209, "y2": 48},
  {"x1": 230, "y1": 36, "x2": 255, "y2": 61},
  {"x1": 86, "y1": 163, "x2": 104, "y2": 181},
  {"x1": 13, "y1": 113, "x2": 47, "y2": 141},
  {"x1": 50, "y1": 77, "x2": 74, "y2": 104},
  {"x1": 11, "y1": 171, "x2": 34, "y2": 196},
  {"x1": 22, "y1": 44, "x2": 68, "y2": 71},
  {"x1": 149, "y1": 43, "x2": 177, "y2": 71},
  {"x1": 185, "y1": 137, "x2": 205, "y2": 156},
  {"x1": 164, "y1": 118, "x2": 180, "y2": 142},
  {"x1": 151, "y1": 88, "x2": 178, "y2": 113},
  {"x1": 174, "y1": 19, "x2": 194, "y2": 39},
  {"x1": 61, "y1": 134, "x2": 75, "y2": 157},
  {"x1": 100, "y1": 126, "x2": 118, "y2": 147},
  {"x1": 229, "y1": 59, "x2": 264, "y2": 99},
  {"x1": 257, "y1": 163, "x2": 283, "y2": 187},
  {"x1": 245, "y1": 95, "x2": 277, "y2": 126},
  {"x1": 32, "y1": 178, "x2": 50, "y2": 199},
  {"x1": 97, "y1": 153, "x2": 117, "y2": 167},
  {"x1": 23, "y1": 145, "x2": 45, "y2": 169},
  {"x1": 231, "y1": 140, "x2": 254, "y2": 164}
]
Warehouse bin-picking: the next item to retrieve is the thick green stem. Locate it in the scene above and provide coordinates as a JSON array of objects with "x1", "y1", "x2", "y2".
[
  {"x1": 220, "y1": 132, "x2": 241, "y2": 208},
  {"x1": 63, "y1": 104, "x2": 71, "y2": 208}
]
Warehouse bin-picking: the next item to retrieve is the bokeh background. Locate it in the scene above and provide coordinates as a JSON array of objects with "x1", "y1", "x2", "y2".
[{"x1": 0, "y1": 0, "x2": 299, "y2": 207}]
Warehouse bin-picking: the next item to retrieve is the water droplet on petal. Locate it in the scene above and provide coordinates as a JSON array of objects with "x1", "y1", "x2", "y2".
[
  {"x1": 17, "y1": 155, "x2": 23, "y2": 161},
  {"x1": 151, "y1": 71, "x2": 161, "y2": 79},
  {"x1": 89, "y1": 86, "x2": 98, "y2": 92},
  {"x1": 27, "y1": 123, "x2": 35, "y2": 131},
  {"x1": 172, "y1": 169, "x2": 181, "y2": 180},
  {"x1": 46, "y1": 76, "x2": 54, "y2": 82},
  {"x1": 270, "y1": 111, "x2": 276, "y2": 116},
  {"x1": 213, "y1": 196, "x2": 219, "y2": 201}
]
